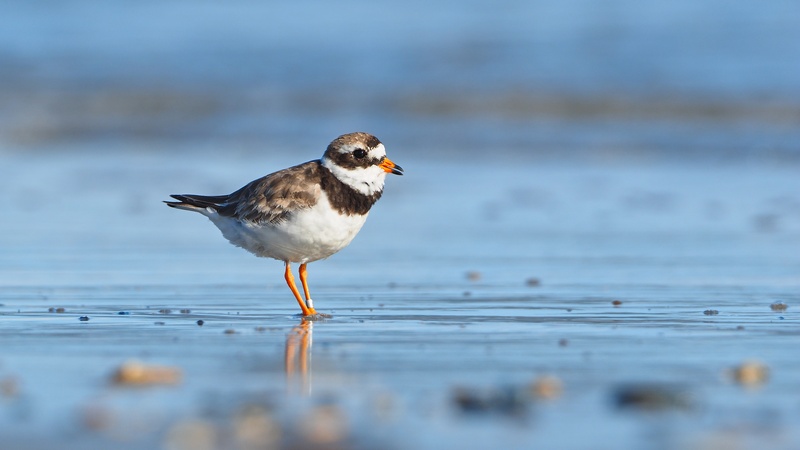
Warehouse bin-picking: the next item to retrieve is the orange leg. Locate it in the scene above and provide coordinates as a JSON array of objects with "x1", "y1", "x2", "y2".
[
  {"x1": 298, "y1": 263, "x2": 317, "y2": 314},
  {"x1": 284, "y1": 262, "x2": 311, "y2": 316}
]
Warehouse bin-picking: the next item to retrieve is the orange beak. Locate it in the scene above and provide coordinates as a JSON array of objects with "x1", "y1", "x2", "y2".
[{"x1": 379, "y1": 157, "x2": 404, "y2": 176}]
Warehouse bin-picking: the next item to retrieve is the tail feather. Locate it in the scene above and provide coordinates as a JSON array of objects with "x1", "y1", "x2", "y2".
[{"x1": 164, "y1": 194, "x2": 230, "y2": 214}]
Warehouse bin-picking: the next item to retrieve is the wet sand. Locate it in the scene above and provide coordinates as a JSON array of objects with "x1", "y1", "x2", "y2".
[{"x1": 1, "y1": 282, "x2": 798, "y2": 449}]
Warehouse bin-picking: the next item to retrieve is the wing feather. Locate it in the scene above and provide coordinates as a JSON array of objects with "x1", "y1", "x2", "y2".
[
  {"x1": 166, "y1": 160, "x2": 322, "y2": 224},
  {"x1": 228, "y1": 160, "x2": 322, "y2": 224}
]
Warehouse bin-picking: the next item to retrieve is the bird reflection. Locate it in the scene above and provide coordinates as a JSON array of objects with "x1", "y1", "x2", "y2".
[{"x1": 285, "y1": 319, "x2": 313, "y2": 395}]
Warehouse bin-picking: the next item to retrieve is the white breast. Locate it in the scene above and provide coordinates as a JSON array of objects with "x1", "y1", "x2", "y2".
[{"x1": 208, "y1": 191, "x2": 368, "y2": 264}]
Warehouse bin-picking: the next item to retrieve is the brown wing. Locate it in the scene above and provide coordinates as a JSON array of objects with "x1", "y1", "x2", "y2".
[{"x1": 226, "y1": 160, "x2": 322, "y2": 224}]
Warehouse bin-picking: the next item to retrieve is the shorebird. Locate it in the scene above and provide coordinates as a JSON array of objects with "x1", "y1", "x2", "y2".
[{"x1": 165, "y1": 132, "x2": 402, "y2": 316}]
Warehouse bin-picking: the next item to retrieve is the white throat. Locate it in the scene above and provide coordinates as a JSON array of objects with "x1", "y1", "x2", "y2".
[{"x1": 321, "y1": 157, "x2": 387, "y2": 196}]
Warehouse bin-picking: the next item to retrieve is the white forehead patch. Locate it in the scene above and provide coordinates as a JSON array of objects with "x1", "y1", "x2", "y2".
[{"x1": 370, "y1": 143, "x2": 387, "y2": 159}]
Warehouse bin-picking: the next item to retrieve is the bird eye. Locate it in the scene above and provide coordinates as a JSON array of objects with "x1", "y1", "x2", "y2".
[{"x1": 353, "y1": 149, "x2": 367, "y2": 159}]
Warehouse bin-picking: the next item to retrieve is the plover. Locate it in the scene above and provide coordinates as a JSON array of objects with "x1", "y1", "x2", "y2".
[{"x1": 165, "y1": 132, "x2": 403, "y2": 316}]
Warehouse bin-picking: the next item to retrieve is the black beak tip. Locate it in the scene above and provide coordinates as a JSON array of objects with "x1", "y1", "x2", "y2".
[{"x1": 392, "y1": 164, "x2": 404, "y2": 176}]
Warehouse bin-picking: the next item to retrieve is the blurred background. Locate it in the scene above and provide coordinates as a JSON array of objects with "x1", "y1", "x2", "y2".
[
  {"x1": 2, "y1": 0, "x2": 799, "y2": 161},
  {"x1": 2, "y1": 2, "x2": 800, "y2": 449},
  {"x1": 1, "y1": 0, "x2": 798, "y2": 286}
]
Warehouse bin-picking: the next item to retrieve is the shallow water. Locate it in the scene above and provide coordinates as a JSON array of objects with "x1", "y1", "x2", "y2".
[
  {"x1": 1, "y1": 149, "x2": 799, "y2": 449},
  {"x1": 1, "y1": 282, "x2": 799, "y2": 449}
]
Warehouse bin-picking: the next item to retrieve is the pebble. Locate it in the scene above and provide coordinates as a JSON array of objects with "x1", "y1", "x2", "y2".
[
  {"x1": 233, "y1": 405, "x2": 281, "y2": 449},
  {"x1": 112, "y1": 360, "x2": 182, "y2": 385},
  {"x1": 530, "y1": 375, "x2": 563, "y2": 400},
  {"x1": 613, "y1": 384, "x2": 691, "y2": 411},
  {"x1": 82, "y1": 403, "x2": 113, "y2": 431},
  {"x1": 0, "y1": 377, "x2": 19, "y2": 397},
  {"x1": 769, "y1": 302, "x2": 788, "y2": 312},
  {"x1": 729, "y1": 360, "x2": 769, "y2": 387},
  {"x1": 163, "y1": 420, "x2": 217, "y2": 450},
  {"x1": 452, "y1": 386, "x2": 529, "y2": 417},
  {"x1": 301, "y1": 405, "x2": 349, "y2": 445}
]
